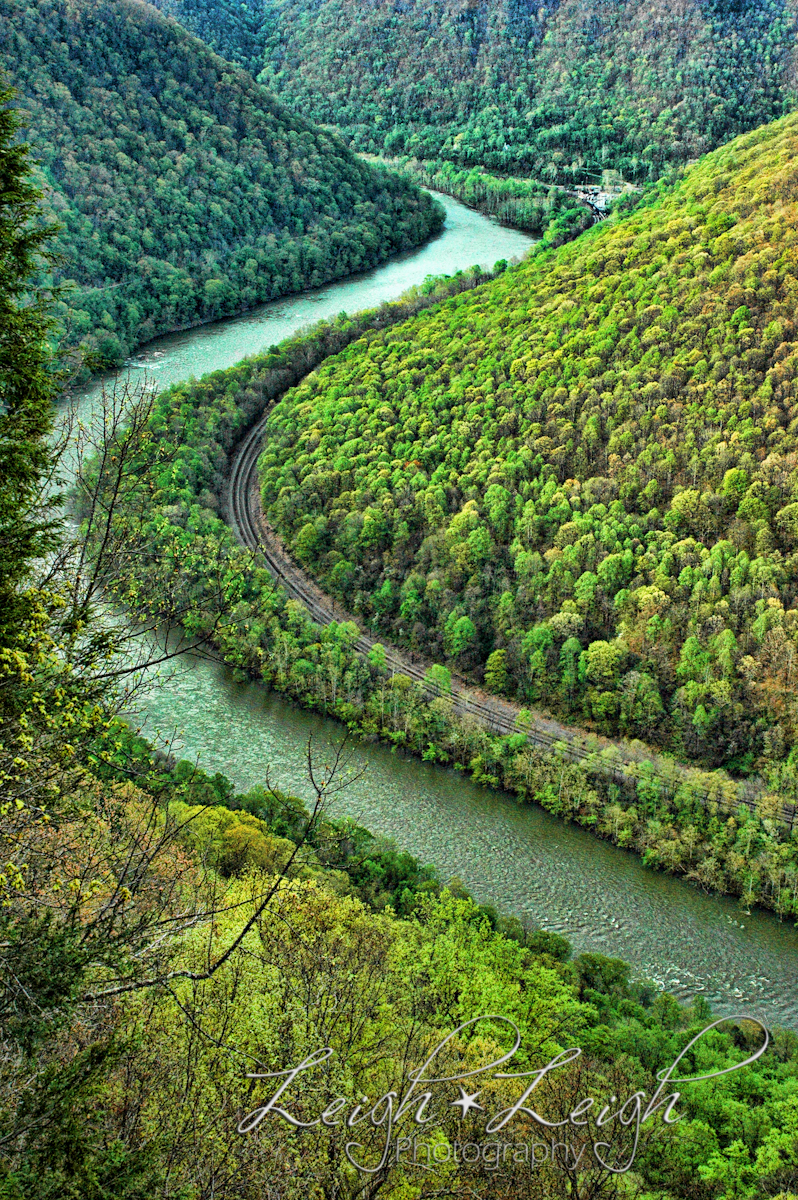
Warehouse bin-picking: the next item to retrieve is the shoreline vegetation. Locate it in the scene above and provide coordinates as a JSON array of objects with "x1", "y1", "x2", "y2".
[
  {"x1": 364, "y1": 154, "x2": 598, "y2": 244},
  {"x1": 3, "y1": 0, "x2": 443, "y2": 377},
  {"x1": 101, "y1": 266, "x2": 798, "y2": 922}
]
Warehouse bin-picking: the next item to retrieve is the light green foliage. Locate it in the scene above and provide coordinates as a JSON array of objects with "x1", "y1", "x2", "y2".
[
  {"x1": 484, "y1": 648, "x2": 508, "y2": 695},
  {"x1": 423, "y1": 662, "x2": 452, "y2": 694},
  {"x1": 169, "y1": 800, "x2": 302, "y2": 878},
  {"x1": 443, "y1": 612, "x2": 476, "y2": 660},
  {"x1": 260, "y1": 111, "x2": 798, "y2": 768},
  {"x1": 106, "y1": 867, "x2": 798, "y2": 1199}
]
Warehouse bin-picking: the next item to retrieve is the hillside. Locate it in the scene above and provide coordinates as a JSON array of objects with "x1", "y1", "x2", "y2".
[
  {"x1": 160, "y1": 0, "x2": 798, "y2": 185},
  {"x1": 152, "y1": 0, "x2": 272, "y2": 75},
  {"x1": 4, "y1": 88, "x2": 798, "y2": 1200},
  {"x1": 259, "y1": 110, "x2": 798, "y2": 770},
  {"x1": 0, "y1": 0, "x2": 443, "y2": 366}
]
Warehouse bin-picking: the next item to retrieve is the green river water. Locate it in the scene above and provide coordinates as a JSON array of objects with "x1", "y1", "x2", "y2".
[{"x1": 73, "y1": 195, "x2": 798, "y2": 1029}]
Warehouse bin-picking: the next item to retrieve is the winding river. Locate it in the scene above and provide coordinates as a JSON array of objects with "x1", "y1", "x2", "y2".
[{"x1": 74, "y1": 194, "x2": 798, "y2": 1030}]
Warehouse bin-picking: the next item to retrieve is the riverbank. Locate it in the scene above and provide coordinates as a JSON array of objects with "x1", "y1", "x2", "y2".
[
  {"x1": 133, "y1": 636, "x2": 798, "y2": 1028},
  {"x1": 93, "y1": 271, "x2": 798, "y2": 924},
  {"x1": 70, "y1": 193, "x2": 798, "y2": 1024},
  {"x1": 368, "y1": 155, "x2": 596, "y2": 244}
]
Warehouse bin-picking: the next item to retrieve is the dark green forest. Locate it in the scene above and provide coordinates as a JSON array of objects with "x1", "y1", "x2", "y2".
[
  {"x1": 160, "y1": 0, "x2": 798, "y2": 184},
  {"x1": 258, "y1": 110, "x2": 798, "y2": 771},
  {"x1": 0, "y1": 0, "x2": 442, "y2": 368},
  {"x1": 152, "y1": 0, "x2": 273, "y2": 75},
  {"x1": 385, "y1": 155, "x2": 596, "y2": 242}
]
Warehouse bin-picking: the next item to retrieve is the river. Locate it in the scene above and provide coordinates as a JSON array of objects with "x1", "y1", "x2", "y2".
[{"x1": 73, "y1": 194, "x2": 798, "y2": 1030}]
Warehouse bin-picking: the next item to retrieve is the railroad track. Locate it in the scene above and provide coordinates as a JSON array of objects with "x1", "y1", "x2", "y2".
[
  {"x1": 227, "y1": 411, "x2": 606, "y2": 748},
  {"x1": 226, "y1": 408, "x2": 796, "y2": 828}
]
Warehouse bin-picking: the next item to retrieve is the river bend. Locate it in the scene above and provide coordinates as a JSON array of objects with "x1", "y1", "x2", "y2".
[{"x1": 72, "y1": 195, "x2": 798, "y2": 1030}]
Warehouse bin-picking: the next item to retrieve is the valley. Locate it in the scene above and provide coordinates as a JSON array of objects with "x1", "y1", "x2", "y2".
[
  {"x1": 161, "y1": 0, "x2": 798, "y2": 183},
  {"x1": 3, "y1": 4, "x2": 798, "y2": 1196},
  {"x1": 68, "y1": 195, "x2": 798, "y2": 1028},
  {"x1": 1, "y1": 0, "x2": 442, "y2": 368}
]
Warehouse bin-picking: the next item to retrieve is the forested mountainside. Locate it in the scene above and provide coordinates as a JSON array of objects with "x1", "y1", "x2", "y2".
[
  {"x1": 152, "y1": 0, "x2": 272, "y2": 74},
  {"x1": 3, "y1": 102, "x2": 798, "y2": 1197},
  {"x1": 6, "y1": 101, "x2": 798, "y2": 1200},
  {"x1": 159, "y1": 0, "x2": 798, "y2": 184},
  {"x1": 259, "y1": 110, "x2": 798, "y2": 771},
  {"x1": 0, "y1": 0, "x2": 442, "y2": 368}
]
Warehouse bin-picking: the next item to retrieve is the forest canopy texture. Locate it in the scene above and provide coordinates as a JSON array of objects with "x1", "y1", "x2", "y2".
[
  {"x1": 0, "y1": 0, "x2": 443, "y2": 367},
  {"x1": 159, "y1": 0, "x2": 798, "y2": 184},
  {"x1": 259, "y1": 110, "x2": 798, "y2": 770}
]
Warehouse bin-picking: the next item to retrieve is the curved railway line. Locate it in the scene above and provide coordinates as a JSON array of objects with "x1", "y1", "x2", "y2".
[{"x1": 226, "y1": 407, "x2": 796, "y2": 829}]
